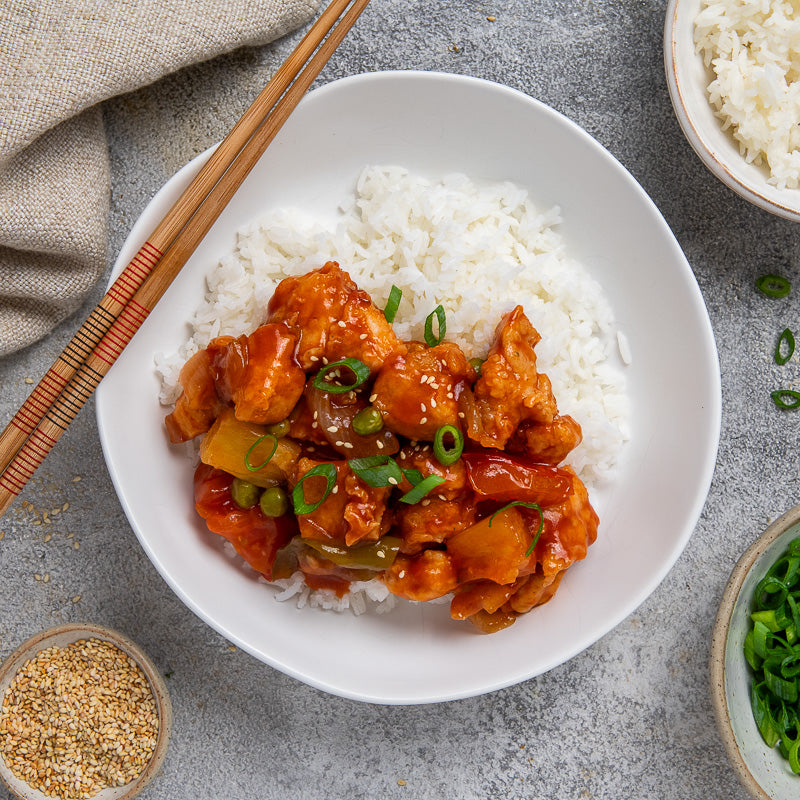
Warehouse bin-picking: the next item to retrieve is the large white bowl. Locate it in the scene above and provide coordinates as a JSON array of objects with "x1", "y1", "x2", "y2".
[
  {"x1": 664, "y1": 0, "x2": 800, "y2": 223},
  {"x1": 96, "y1": 71, "x2": 721, "y2": 704}
]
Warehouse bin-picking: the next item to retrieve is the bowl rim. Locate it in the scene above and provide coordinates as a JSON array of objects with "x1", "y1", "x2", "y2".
[
  {"x1": 662, "y1": 0, "x2": 800, "y2": 224},
  {"x1": 709, "y1": 504, "x2": 800, "y2": 800},
  {"x1": 0, "y1": 623, "x2": 172, "y2": 800}
]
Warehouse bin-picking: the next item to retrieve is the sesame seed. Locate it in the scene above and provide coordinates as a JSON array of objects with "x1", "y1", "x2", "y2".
[
  {"x1": 343, "y1": 443, "x2": 354, "y2": 449},
  {"x1": 332, "y1": 486, "x2": 339, "y2": 494},
  {"x1": 359, "y1": 333, "x2": 368, "y2": 340},
  {"x1": 388, "y1": 477, "x2": 398, "y2": 485},
  {"x1": 0, "y1": 638, "x2": 159, "y2": 799},
  {"x1": 420, "y1": 403, "x2": 426, "y2": 413},
  {"x1": 327, "y1": 426, "x2": 338, "y2": 433},
  {"x1": 430, "y1": 399, "x2": 437, "y2": 408},
  {"x1": 376, "y1": 441, "x2": 384, "y2": 450},
  {"x1": 337, "y1": 320, "x2": 347, "y2": 328},
  {"x1": 398, "y1": 571, "x2": 406, "y2": 579},
  {"x1": 420, "y1": 374, "x2": 428, "y2": 384},
  {"x1": 458, "y1": 412, "x2": 465, "y2": 419},
  {"x1": 335, "y1": 441, "x2": 345, "y2": 447},
  {"x1": 310, "y1": 355, "x2": 319, "y2": 362},
  {"x1": 369, "y1": 394, "x2": 377, "y2": 403},
  {"x1": 420, "y1": 417, "x2": 427, "y2": 424}
]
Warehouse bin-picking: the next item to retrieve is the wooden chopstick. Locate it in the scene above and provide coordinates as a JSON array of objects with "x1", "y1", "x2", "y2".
[{"x1": 0, "y1": 0, "x2": 370, "y2": 518}]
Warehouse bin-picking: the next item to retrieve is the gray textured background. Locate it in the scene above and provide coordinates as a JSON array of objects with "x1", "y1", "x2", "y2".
[{"x1": 2, "y1": 1, "x2": 799, "y2": 798}]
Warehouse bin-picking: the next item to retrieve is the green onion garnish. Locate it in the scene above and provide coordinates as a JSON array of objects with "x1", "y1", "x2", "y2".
[
  {"x1": 424, "y1": 305, "x2": 446, "y2": 347},
  {"x1": 401, "y1": 468, "x2": 424, "y2": 486},
  {"x1": 433, "y1": 425, "x2": 463, "y2": 466},
  {"x1": 291, "y1": 463, "x2": 337, "y2": 514},
  {"x1": 488, "y1": 501, "x2": 544, "y2": 557},
  {"x1": 313, "y1": 358, "x2": 370, "y2": 394},
  {"x1": 776, "y1": 329, "x2": 796, "y2": 365},
  {"x1": 244, "y1": 434, "x2": 278, "y2": 472},
  {"x1": 756, "y1": 274, "x2": 791, "y2": 298},
  {"x1": 771, "y1": 390, "x2": 800, "y2": 410},
  {"x1": 468, "y1": 357, "x2": 484, "y2": 377},
  {"x1": 384, "y1": 285, "x2": 402, "y2": 323},
  {"x1": 745, "y1": 536, "x2": 800, "y2": 773},
  {"x1": 348, "y1": 454, "x2": 404, "y2": 487},
  {"x1": 398, "y1": 474, "x2": 445, "y2": 505}
]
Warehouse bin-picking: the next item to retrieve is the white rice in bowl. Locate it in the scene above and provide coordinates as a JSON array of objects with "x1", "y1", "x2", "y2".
[
  {"x1": 157, "y1": 165, "x2": 630, "y2": 614},
  {"x1": 694, "y1": 0, "x2": 800, "y2": 189}
]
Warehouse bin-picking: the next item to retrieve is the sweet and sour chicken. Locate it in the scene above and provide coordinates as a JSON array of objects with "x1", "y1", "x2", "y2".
[{"x1": 168, "y1": 262, "x2": 598, "y2": 633}]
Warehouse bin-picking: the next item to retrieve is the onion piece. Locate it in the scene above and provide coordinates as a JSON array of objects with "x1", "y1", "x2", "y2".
[{"x1": 305, "y1": 382, "x2": 399, "y2": 458}]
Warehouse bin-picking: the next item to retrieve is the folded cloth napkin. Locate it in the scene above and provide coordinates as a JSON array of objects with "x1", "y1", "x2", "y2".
[{"x1": 0, "y1": 0, "x2": 320, "y2": 357}]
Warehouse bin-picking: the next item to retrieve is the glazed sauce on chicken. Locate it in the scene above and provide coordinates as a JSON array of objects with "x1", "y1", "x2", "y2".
[{"x1": 169, "y1": 262, "x2": 598, "y2": 633}]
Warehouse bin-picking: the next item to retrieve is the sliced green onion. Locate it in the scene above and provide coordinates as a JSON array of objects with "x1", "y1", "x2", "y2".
[
  {"x1": 751, "y1": 682, "x2": 782, "y2": 748},
  {"x1": 756, "y1": 274, "x2": 791, "y2": 298},
  {"x1": 776, "y1": 329, "x2": 796, "y2": 365},
  {"x1": 398, "y1": 474, "x2": 445, "y2": 504},
  {"x1": 292, "y1": 463, "x2": 337, "y2": 514},
  {"x1": 746, "y1": 536, "x2": 800, "y2": 765},
  {"x1": 488, "y1": 501, "x2": 544, "y2": 558},
  {"x1": 402, "y1": 468, "x2": 424, "y2": 486},
  {"x1": 313, "y1": 358, "x2": 370, "y2": 394},
  {"x1": 771, "y1": 390, "x2": 800, "y2": 410},
  {"x1": 384, "y1": 285, "x2": 402, "y2": 323},
  {"x1": 424, "y1": 305, "x2": 446, "y2": 347},
  {"x1": 468, "y1": 357, "x2": 484, "y2": 377},
  {"x1": 433, "y1": 425, "x2": 463, "y2": 466},
  {"x1": 244, "y1": 434, "x2": 278, "y2": 472},
  {"x1": 788, "y1": 738, "x2": 800, "y2": 775},
  {"x1": 348, "y1": 455, "x2": 403, "y2": 488}
]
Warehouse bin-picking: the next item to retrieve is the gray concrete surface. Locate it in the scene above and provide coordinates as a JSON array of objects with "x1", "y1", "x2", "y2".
[{"x1": 1, "y1": 1, "x2": 799, "y2": 798}]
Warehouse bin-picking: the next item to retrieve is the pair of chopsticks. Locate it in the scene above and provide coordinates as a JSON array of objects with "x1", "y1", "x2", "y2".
[{"x1": 0, "y1": 0, "x2": 370, "y2": 519}]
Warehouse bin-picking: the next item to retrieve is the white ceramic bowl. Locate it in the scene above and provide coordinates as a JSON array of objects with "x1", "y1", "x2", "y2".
[
  {"x1": 96, "y1": 71, "x2": 721, "y2": 704},
  {"x1": 664, "y1": 0, "x2": 800, "y2": 223},
  {"x1": 0, "y1": 624, "x2": 172, "y2": 800},
  {"x1": 711, "y1": 505, "x2": 800, "y2": 800}
]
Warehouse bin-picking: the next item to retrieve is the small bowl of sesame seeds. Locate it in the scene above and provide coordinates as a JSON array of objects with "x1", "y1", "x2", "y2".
[{"x1": 0, "y1": 624, "x2": 171, "y2": 800}]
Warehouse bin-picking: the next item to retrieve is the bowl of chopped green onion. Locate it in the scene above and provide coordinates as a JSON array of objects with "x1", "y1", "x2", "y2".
[{"x1": 711, "y1": 505, "x2": 800, "y2": 800}]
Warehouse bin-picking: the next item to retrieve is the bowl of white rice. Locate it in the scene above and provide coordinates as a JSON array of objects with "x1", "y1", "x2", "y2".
[
  {"x1": 665, "y1": 0, "x2": 800, "y2": 222},
  {"x1": 96, "y1": 71, "x2": 721, "y2": 704}
]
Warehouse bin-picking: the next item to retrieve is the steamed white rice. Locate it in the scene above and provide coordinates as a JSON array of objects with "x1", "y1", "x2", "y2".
[
  {"x1": 158, "y1": 165, "x2": 630, "y2": 613},
  {"x1": 695, "y1": 0, "x2": 800, "y2": 189}
]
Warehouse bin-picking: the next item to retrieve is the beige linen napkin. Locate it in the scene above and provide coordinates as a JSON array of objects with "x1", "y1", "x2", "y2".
[{"x1": 0, "y1": 0, "x2": 320, "y2": 357}]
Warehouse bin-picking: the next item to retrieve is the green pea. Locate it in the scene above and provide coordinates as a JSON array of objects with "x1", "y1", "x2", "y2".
[
  {"x1": 264, "y1": 418, "x2": 290, "y2": 438},
  {"x1": 260, "y1": 486, "x2": 289, "y2": 518},
  {"x1": 351, "y1": 406, "x2": 384, "y2": 436},
  {"x1": 231, "y1": 478, "x2": 260, "y2": 509}
]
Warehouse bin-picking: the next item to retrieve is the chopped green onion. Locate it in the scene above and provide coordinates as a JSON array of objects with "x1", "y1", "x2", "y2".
[
  {"x1": 433, "y1": 425, "x2": 463, "y2": 466},
  {"x1": 488, "y1": 501, "x2": 544, "y2": 557},
  {"x1": 398, "y1": 474, "x2": 445, "y2": 505},
  {"x1": 468, "y1": 357, "x2": 484, "y2": 377},
  {"x1": 771, "y1": 390, "x2": 800, "y2": 410},
  {"x1": 756, "y1": 274, "x2": 791, "y2": 298},
  {"x1": 313, "y1": 358, "x2": 370, "y2": 394},
  {"x1": 244, "y1": 434, "x2": 278, "y2": 472},
  {"x1": 292, "y1": 463, "x2": 337, "y2": 514},
  {"x1": 384, "y1": 285, "x2": 402, "y2": 323},
  {"x1": 348, "y1": 455, "x2": 403, "y2": 488},
  {"x1": 424, "y1": 305, "x2": 446, "y2": 347},
  {"x1": 776, "y1": 329, "x2": 795, "y2": 365},
  {"x1": 746, "y1": 536, "x2": 800, "y2": 772},
  {"x1": 402, "y1": 468, "x2": 424, "y2": 486}
]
